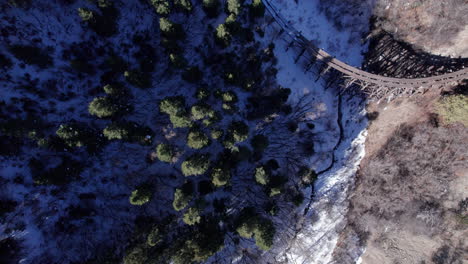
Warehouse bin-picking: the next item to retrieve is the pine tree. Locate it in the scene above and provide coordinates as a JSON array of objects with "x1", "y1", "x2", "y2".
[
  {"x1": 202, "y1": 0, "x2": 220, "y2": 18},
  {"x1": 159, "y1": 96, "x2": 186, "y2": 115},
  {"x1": 173, "y1": 188, "x2": 192, "y2": 211},
  {"x1": 211, "y1": 167, "x2": 230, "y2": 187},
  {"x1": 229, "y1": 121, "x2": 249, "y2": 142},
  {"x1": 181, "y1": 154, "x2": 210, "y2": 176},
  {"x1": 150, "y1": 0, "x2": 171, "y2": 15},
  {"x1": 129, "y1": 184, "x2": 152, "y2": 206},
  {"x1": 255, "y1": 166, "x2": 269, "y2": 185},
  {"x1": 156, "y1": 143, "x2": 175, "y2": 163},
  {"x1": 88, "y1": 96, "x2": 119, "y2": 118},
  {"x1": 103, "y1": 123, "x2": 130, "y2": 140},
  {"x1": 227, "y1": 0, "x2": 241, "y2": 15},
  {"x1": 183, "y1": 207, "x2": 201, "y2": 225},
  {"x1": 147, "y1": 227, "x2": 163, "y2": 247},
  {"x1": 187, "y1": 130, "x2": 210, "y2": 149}
]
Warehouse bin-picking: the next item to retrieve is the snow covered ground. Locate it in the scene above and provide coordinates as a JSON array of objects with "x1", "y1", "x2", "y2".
[{"x1": 257, "y1": 0, "x2": 371, "y2": 262}]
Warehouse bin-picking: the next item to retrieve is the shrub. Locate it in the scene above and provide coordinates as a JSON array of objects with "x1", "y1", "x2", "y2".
[
  {"x1": 103, "y1": 123, "x2": 130, "y2": 140},
  {"x1": 173, "y1": 188, "x2": 192, "y2": 211},
  {"x1": 124, "y1": 70, "x2": 152, "y2": 89},
  {"x1": 129, "y1": 184, "x2": 152, "y2": 206},
  {"x1": 150, "y1": 0, "x2": 170, "y2": 15},
  {"x1": 181, "y1": 154, "x2": 210, "y2": 176},
  {"x1": 251, "y1": 134, "x2": 269, "y2": 153},
  {"x1": 211, "y1": 167, "x2": 230, "y2": 187},
  {"x1": 156, "y1": 143, "x2": 175, "y2": 162},
  {"x1": 88, "y1": 96, "x2": 120, "y2": 118},
  {"x1": 9, "y1": 45, "x2": 53, "y2": 68},
  {"x1": 147, "y1": 227, "x2": 162, "y2": 247},
  {"x1": 174, "y1": 0, "x2": 192, "y2": 12},
  {"x1": 436, "y1": 94, "x2": 468, "y2": 126},
  {"x1": 229, "y1": 121, "x2": 249, "y2": 142},
  {"x1": 183, "y1": 207, "x2": 201, "y2": 225},
  {"x1": 202, "y1": 0, "x2": 220, "y2": 18},
  {"x1": 227, "y1": 0, "x2": 241, "y2": 15},
  {"x1": 255, "y1": 166, "x2": 269, "y2": 185}
]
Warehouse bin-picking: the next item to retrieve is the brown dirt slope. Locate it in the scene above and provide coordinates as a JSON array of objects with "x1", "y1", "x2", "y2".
[{"x1": 333, "y1": 86, "x2": 468, "y2": 264}]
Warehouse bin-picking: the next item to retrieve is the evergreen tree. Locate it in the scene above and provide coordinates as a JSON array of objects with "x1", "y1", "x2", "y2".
[
  {"x1": 174, "y1": 0, "x2": 192, "y2": 12},
  {"x1": 249, "y1": 0, "x2": 265, "y2": 17},
  {"x1": 215, "y1": 23, "x2": 232, "y2": 47},
  {"x1": 173, "y1": 188, "x2": 192, "y2": 211},
  {"x1": 227, "y1": 0, "x2": 241, "y2": 15},
  {"x1": 298, "y1": 166, "x2": 317, "y2": 185},
  {"x1": 211, "y1": 167, "x2": 230, "y2": 187},
  {"x1": 187, "y1": 130, "x2": 210, "y2": 149},
  {"x1": 255, "y1": 166, "x2": 269, "y2": 185},
  {"x1": 170, "y1": 112, "x2": 191, "y2": 128},
  {"x1": 183, "y1": 207, "x2": 201, "y2": 225},
  {"x1": 129, "y1": 184, "x2": 152, "y2": 206},
  {"x1": 221, "y1": 90, "x2": 238, "y2": 103},
  {"x1": 147, "y1": 226, "x2": 163, "y2": 247},
  {"x1": 181, "y1": 154, "x2": 210, "y2": 176},
  {"x1": 103, "y1": 123, "x2": 130, "y2": 140},
  {"x1": 159, "y1": 18, "x2": 184, "y2": 39},
  {"x1": 195, "y1": 87, "x2": 210, "y2": 100},
  {"x1": 254, "y1": 218, "x2": 275, "y2": 250},
  {"x1": 159, "y1": 96, "x2": 186, "y2": 116},
  {"x1": 191, "y1": 103, "x2": 212, "y2": 120},
  {"x1": 150, "y1": 0, "x2": 171, "y2": 15},
  {"x1": 202, "y1": 0, "x2": 220, "y2": 18},
  {"x1": 156, "y1": 143, "x2": 175, "y2": 163},
  {"x1": 56, "y1": 124, "x2": 87, "y2": 148},
  {"x1": 229, "y1": 121, "x2": 249, "y2": 142},
  {"x1": 78, "y1": 8, "x2": 94, "y2": 22},
  {"x1": 88, "y1": 96, "x2": 120, "y2": 118},
  {"x1": 210, "y1": 128, "x2": 223, "y2": 140},
  {"x1": 103, "y1": 83, "x2": 126, "y2": 96}
]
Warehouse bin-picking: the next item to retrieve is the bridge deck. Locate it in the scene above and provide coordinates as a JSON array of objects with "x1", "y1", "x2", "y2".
[{"x1": 263, "y1": 0, "x2": 468, "y2": 88}]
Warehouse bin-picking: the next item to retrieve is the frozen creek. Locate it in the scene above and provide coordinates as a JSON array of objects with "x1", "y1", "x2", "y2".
[{"x1": 255, "y1": 0, "x2": 371, "y2": 263}]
